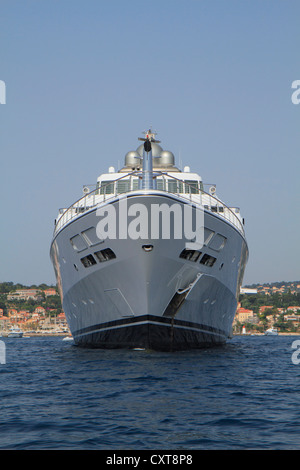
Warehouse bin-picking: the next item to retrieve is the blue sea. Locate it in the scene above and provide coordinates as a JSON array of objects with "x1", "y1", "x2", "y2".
[{"x1": 1, "y1": 334, "x2": 300, "y2": 450}]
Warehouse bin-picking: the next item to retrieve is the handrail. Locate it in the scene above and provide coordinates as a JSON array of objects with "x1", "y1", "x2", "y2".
[
  {"x1": 53, "y1": 170, "x2": 245, "y2": 237},
  {"x1": 158, "y1": 172, "x2": 244, "y2": 234}
]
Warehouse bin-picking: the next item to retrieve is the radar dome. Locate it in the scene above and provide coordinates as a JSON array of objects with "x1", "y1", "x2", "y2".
[
  {"x1": 159, "y1": 150, "x2": 175, "y2": 166},
  {"x1": 125, "y1": 151, "x2": 141, "y2": 167}
]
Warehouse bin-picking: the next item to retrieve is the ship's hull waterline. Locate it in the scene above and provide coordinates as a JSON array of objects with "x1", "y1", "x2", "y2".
[{"x1": 51, "y1": 192, "x2": 248, "y2": 351}]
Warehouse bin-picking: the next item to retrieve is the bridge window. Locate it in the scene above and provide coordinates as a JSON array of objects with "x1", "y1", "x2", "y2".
[
  {"x1": 184, "y1": 180, "x2": 199, "y2": 194},
  {"x1": 168, "y1": 179, "x2": 183, "y2": 193},
  {"x1": 100, "y1": 181, "x2": 114, "y2": 195},
  {"x1": 132, "y1": 178, "x2": 139, "y2": 190},
  {"x1": 168, "y1": 179, "x2": 178, "y2": 193},
  {"x1": 116, "y1": 180, "x2": 130, "y2": 194},
  {"x1": 156, "y1": 179, "x2": 166, "y2": 191}
]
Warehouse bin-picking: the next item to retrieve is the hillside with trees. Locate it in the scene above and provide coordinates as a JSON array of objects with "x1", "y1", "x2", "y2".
[
  {"x1": 1, "y1": 280, "x2": 299, "y2": 334},
  {"x1": 0, "y1": 282, "x2": 60, "y2": 313}
]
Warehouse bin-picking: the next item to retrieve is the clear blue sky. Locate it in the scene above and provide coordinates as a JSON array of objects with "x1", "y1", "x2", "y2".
[{"x1": 1, "y1": 0, "x2": 299, "y2": 286}]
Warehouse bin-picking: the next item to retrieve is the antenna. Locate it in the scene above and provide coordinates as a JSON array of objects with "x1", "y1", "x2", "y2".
[{"x1": 138, "y1": 127, "x2": 161, "y2": 143}]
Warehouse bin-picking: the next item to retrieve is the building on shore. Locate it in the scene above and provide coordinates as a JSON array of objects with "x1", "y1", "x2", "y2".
[
  {"x1": 43, "y1": 288, "x2": 57, "y2": 297},
  {"x1": 234, "y1": 306, "x2": 259, "y2": 325},
  {"x1": 7, "y1": 289, "x2": 43, "y2": 302},
  {"x1": 240, "y1": 287, "x2": 258, "y2": 294}
]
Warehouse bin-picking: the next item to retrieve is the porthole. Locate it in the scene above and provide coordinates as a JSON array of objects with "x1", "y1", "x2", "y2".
[
  {"x1": 94, "y1": 248, "x2": 116, "y2": 262},
  {"x1": 200, "y1": 254, "x2": 216, "y2": 267},
  {"x1": 179, "y1": 248, "x2": 202, "y2": 262},
  {"x1": 80, "y1": 254, "x2": 97, "y2": 267}
]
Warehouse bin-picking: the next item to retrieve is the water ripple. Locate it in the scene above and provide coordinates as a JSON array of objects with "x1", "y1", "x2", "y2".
[{"x1": 1, "y1": 335, "x2": 300, "y2": 449}]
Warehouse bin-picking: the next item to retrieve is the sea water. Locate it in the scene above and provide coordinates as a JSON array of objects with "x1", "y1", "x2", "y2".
[{"x1": 1, "y1": 335, "x2": 300, "y2": 450}]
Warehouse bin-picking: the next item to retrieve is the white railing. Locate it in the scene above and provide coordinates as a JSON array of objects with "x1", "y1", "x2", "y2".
[{"x1": 53, "y1": 170, "x2": 245, "y2": 237}]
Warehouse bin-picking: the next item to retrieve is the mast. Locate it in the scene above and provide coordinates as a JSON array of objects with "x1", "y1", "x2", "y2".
[{"x1": 137, "y1": 128, "x2": 160, "y2": 190}]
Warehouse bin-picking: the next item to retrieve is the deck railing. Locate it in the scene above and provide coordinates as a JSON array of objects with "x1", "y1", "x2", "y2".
[{"x1": 53, "y1": 170, "x2": 245, "y2": 237}]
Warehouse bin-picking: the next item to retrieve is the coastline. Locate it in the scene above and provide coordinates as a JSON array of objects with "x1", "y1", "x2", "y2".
[
  {"x1": 233, "y1": 332, "x2": 300, "y2": 336},
  {"x1": 0, "y1": 331, "x2": 70, "y2": 338},
  {"x1": 2, "y1": 332, "x2": 299, "y2": 339}
]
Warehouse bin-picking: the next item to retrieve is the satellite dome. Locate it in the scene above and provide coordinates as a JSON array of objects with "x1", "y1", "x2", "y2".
[
  {"x1": 125, "y1": 150, "x2": 141, "y2": 167},
  {"x1": 159, "y1": 150, "x2": 175, "y2": 166}
]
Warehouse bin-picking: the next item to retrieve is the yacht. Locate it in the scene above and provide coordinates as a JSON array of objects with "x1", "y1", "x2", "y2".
[
  {"x1": 50, "y1": 129, "x2": 248, "y2": 350},
  {"x1": 264, "y1": 326, "x2": 278, "y2": 336},
  {"x1": 7, "y1": 327, "x2": 24, "y2": 338}
]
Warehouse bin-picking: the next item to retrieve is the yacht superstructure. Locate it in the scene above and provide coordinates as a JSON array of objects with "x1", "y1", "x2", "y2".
[{"x1": 50, "y1": 129, "x2": 248, "y2": 350}]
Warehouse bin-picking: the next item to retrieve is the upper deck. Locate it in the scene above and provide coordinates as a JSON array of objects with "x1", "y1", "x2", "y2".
[{"x1": 53, "y1": 130, "x2": 245, "y2": 238}]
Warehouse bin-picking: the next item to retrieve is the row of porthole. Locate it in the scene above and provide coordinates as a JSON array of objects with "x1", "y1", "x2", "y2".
[
  {"x1": 71, "y1": 299, "x2": 94, "y2": 308},
  {"x1": 180, "y1": 250, "x2": 236, "y2": 270},
  {"x1": 203, "y1": 298, "x2": 217, "y2": 305},
  {"x1": 73, "y1": 248, "x2": 116, "y2": 270},
  {"x1": 179, "y1": 249, "x2": 217, "y2": 267}
]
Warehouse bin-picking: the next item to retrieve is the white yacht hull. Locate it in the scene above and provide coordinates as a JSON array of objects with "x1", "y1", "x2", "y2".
[
  {"x1": 7, "y1": 331, "x2": 23, "y2": 338},
  {"x1": 51, "y1": 193, "x2": 248, "y2": 350}
]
